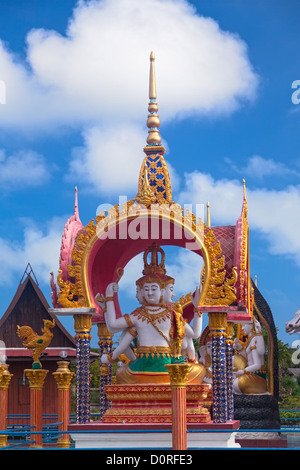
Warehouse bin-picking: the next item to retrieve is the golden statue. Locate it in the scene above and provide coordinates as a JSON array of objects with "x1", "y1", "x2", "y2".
[{"x1": 17, "y1": 319, "x2": 55, "y2": 369}]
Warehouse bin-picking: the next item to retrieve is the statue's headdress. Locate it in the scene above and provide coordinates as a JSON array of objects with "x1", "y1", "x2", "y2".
[{"x1": 136, "y1": 243, "x2": 174, "y2": 289}]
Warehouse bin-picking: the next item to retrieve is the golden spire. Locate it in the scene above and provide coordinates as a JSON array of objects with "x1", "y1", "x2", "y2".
[
  {"x1": 146, "y1": 51, "x2": 162, "y2": 146},
  {"x1": 206, "y1": 201, "x2": 211, "y2": 227},
  {"x1": 242, "y1": 179, "x2": 248, "y2": 217},
  {"x1": 135, "y1": 52, "x2": 172, "y2": 205}
]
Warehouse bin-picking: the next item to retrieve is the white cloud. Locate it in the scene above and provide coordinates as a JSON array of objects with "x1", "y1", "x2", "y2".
[
  {"x1": 118, "y1": 246, "x2": 203, "y2": 301},
  {"x1": 165, "y1": 248, "x2": 203, "y2": 295},
  {"x1": 177, "y1": 171, "x2": 300, "y2": 265},
  {"x1": 226, "y1": 155, "x2": 300, "y2": 180},
  {"x1": 68, "y1": 124, "x2": 146, "y2": 195},
  {"x1": 0, "y1": 0, "x2": 258, "y2": 131},
  {"x1": 24, "y1": 0, "x2": 258, "y2": 124},
  {"x1": 0, "y1": 0, "x2": 259, "y2": 194},
  {"x1": 0, "y1": 217, "x2": 64, "y2": 286},
  {"x1": 0, "y1": 149, "x2": 49, "y2": 189}
]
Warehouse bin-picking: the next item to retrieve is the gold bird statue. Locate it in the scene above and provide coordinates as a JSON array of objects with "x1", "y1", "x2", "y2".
[{"x1": 17, "y1": 319, "x2": 55, "y2": 369}]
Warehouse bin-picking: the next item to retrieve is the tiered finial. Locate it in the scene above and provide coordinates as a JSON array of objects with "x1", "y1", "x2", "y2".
[
  {"x1": 146, "y1": 51, "x2": 162, "y2": 146},
  {"x1": 136, "y1": 52, "x2": 172, "y2": 205}
]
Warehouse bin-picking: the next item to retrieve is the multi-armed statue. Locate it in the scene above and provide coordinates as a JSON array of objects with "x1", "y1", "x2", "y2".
[{"x1": 99, "y1": 243, "x2": 206, "y2": 385}]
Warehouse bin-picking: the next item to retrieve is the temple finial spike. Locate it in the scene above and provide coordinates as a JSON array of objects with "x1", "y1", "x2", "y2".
[
  {"x1": 149, "y1": 51, "x2": 156, "y2": 100},
  {"x1": 206, "y1": 201, "x2": 211, "y2": 227},
  {"x1": 146, "y1": 51, "x2": 162, "y2": 146},
  {"x1": 242, "y1": 179, "x2": 248, "y2": 217}
]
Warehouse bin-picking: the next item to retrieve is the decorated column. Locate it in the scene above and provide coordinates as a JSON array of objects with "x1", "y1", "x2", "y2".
[
  {"x1": 0, "y1": 365, "x2": 13, "y2": 448},
  {"x1": 208, "y1": 312, "x2": 228, "y2": 423},
  {"x1": 97, "y1": 323, "x2": 113, "y2": 419},
  {"x1": 25, "y1": 369, "x2": 48, "y2": 448},
  {"x1": 74, "y1": 312, "x2": 92, "y2": 424},
  {"x1": 53, "y1": 361, "x2": 74, "y2": 448},
  {"x1": 165, "y1": 363, "x2": 191, "y2": 450},
  {"x1": 225, "y1": 322, "x2": 234, "y2": 421}
]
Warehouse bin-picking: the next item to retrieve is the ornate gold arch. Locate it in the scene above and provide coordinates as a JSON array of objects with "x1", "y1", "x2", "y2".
[{"x1": 56, "y1": 200, "x2": 237, "y2": 310}]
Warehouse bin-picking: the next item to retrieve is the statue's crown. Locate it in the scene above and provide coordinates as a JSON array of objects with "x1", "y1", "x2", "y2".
[
  {"x1": 142, "y1": 243, "x2": 166, "y2": 277},
  {"x1": 136, "y1": 243, "x2": 174, "y2": 288}
]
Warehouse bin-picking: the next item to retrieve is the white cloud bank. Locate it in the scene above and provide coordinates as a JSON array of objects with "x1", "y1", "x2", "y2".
[
  {"x1": 177, "y1": 170, "x2": 300, "y2": 265},
  {"x1": 25, "y1": 0, "x2": 258, "y2": 123},
  {"x1": 0, "y1": 0, "x2": 258, "y2": 193},
  {"x1": 0, "y1": 217, "x2": 64, "y2": 286},
  {"x1": 0, "y1": 149, "x2": 50, "y2": 190}
]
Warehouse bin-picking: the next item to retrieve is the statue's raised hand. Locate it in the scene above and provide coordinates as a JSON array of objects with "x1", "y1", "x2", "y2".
[
  {"x1": 106, "y1": 282, "x2": 118, "y2": 297},
  {"x1": 191, "y1": 286, "x2": 201, "y2": 307},
  {"x1": 95, "y1": 293, "x2": 105, "y2": 309}
]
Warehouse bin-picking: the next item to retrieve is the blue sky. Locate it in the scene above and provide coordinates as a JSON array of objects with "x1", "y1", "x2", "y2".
[{"x1": 0, "y1": 0, "x2": 299, "y2": 348}]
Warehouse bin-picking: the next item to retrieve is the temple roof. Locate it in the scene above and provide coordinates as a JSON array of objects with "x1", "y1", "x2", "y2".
[
  {"x1": 59, "y1": 186, "x2": 84, "y2": 282},
  {"x1": 210, "y1": 225, "x2": 236, "y2": 278},
  {"x1": 0, "y1": 269, "x2": 76, "y2": 349}
]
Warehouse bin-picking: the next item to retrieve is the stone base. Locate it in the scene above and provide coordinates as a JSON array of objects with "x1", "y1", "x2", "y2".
[
  {"x1": 102, "y1": 383, "x2": 212, "y2": 424},
  {"x1": 236, "y1": 435, "x2": 287, "y2": 448},
  {"x1": 69, "y1": 421, "x2": 240, "y2": 449}
]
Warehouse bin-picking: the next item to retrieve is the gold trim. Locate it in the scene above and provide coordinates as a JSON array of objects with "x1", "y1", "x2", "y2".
[
  {"x1": 74, "y1": 313, "x2": 92, "y2": 333},
  {"x1": 137, "y1": 345, "x2": 172, "y2": 359},
  {"x1": 165, "y1": 363, "x2": 192, "y2": 387},
  {"x1": 208, "y1": 312, "x2": 228, "y2": 331},
  {"x1": 202, "y1": 228, "x2": 237, "y2": 306},
  {"x1": 105, "y1": 383, "x2": 210, "y2": 401},
  {"x1": 0, "y1": 365, "x2": 13, "y2": 390},
  {"x1": 104, "y1": 407, "x2": 208, "y2": 417},
  {"x1": 25, "y1": 369, "x2": 48, "y2": 390},
  {"x1": 124, "y1": 313, "x2": 134, "y2": 328},
  {"x1": 53, "y1": 362, "x2": 74, "y2": 390},
  {"x1": 137, "y1": 154, "x2": 172, "y2": 204}
]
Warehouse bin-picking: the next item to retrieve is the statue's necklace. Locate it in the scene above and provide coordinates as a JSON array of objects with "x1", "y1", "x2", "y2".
[
  {"x1": 133, "y1": 305, "x2": 172, "y2": 323},
  {"x1": 132, "y1": 305, "x2": 173, "y2": 349}
]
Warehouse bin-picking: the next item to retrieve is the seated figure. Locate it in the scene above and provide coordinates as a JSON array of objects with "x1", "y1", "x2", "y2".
[
  {"x1": 232, "y1": 318, "x2": 268, "y2": 394},
  {"x1": 199, "y1": 341, "x2": 213, "y2": 384},
  {"x1": 101, "y1": 243, "x2": 206, "y2": 384}
]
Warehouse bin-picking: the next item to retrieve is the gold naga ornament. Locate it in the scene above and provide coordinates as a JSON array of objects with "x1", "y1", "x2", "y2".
[{"x1": 17, "y1": 319, "x2": 55, "y2": 369}]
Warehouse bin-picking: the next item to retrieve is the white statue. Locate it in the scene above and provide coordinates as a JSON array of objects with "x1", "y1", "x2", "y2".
[
  {"x1": 286, "y1": 310, "x2": 300, "y2": 335},
  {"x1": 233, "y1": 319, "x2": 268, "y2": 394},
  {"x1": 98, "y1": 243, "x2": 206, "y2": 384},
  {"x1": 199, "y1": 341, "x2": 212, "y2": 384}
]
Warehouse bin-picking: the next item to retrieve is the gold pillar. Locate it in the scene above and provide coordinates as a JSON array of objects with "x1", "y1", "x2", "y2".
[
  {"x1": 53, "y1": 361, "x2": 74, "y2": 448},
  {"x1": 25, "y1": 369, "x2": 48, "y2": 448},
  {"x1": 165, "y1": 363, "x2": 191, "y2": 450},
  {"x1": 0, "y1": 365, "x2": 13, "y2": 448}
]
